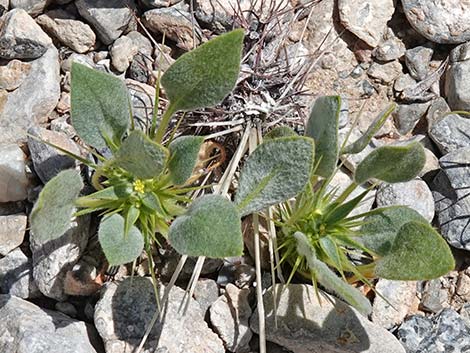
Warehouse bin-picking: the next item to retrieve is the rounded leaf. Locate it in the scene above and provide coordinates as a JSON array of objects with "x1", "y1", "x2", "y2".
[
  {"x1": 98, "y1": 214, "x2": 144, "y2": 266},
  {"x1": 168, "y1": 135, "x2": 204, "y2": 185},
  {"x1": 161, "y1": 29, "x2": 244, "y2": 111},
  {"x1": 30, "y1": 169, "x2": 83, "y2": 243},
  {"x1": 169, "y1": 195, "x2": 242, "y2": 258},
  {"x1": 71, "y1": 63, "x2": 130, "y2": 149},
  {"x1": 354, "y1": 142, "x2": 425, "y2": 184},
  {"x1": 114, "y1": 130, "x2": 169, "y2": 179},
  {"x1": 235, "y1": 136, "x2": 315, "y2": 216},
  {"x1": 375, "y1": 221, "x2": 455, "y2": 280},
  {"x1": 305, "y1": 96, "x2": 341, "y2": 178}
]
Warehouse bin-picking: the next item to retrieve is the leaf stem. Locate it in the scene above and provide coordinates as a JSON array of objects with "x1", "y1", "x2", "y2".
[{"x1": 154, "y1": 102, "x2": 177, "y2": 144}]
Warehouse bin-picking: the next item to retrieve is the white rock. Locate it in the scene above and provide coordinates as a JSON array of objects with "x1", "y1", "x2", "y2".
[
  {"x1": 0, "y1": 214, "x2": 27, "y2": 255},
  {"x1": 338, "y1": 0, "x2": 395, "y2": 47},
  {"x1": 376, "y1": 179, "x2": 435, "y2": 222},
  {"x1": 0, "y1": 144, "x2": 29, "y2": 202},
  {"x1": 110, "y1": 35, "x2": 138, "y2": 72}
]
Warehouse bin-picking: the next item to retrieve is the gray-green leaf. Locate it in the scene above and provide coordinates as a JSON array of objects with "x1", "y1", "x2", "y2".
[
  {"x1": 264, "y1": 126, "x2": 298, "y2": 140},
  {"x1": 305, "y1": 96, "x2": 341, "y2": 178},
  {"x1": 342, "y1": 104, "x2": 396, "y2": 155},
  {"x1": 354, "y1": 142, "x2": 425, "y2": 184},
  {"x1": 168, "y1": 136, "x2": 204, "y2": 184},
  {"x1": 375, "y1": 221, "x2": 455, "y2": 280},
  {"x1": 294, "y1": 232, "x2": 372, "y2": 315},
  {"x1": 114, "y1": 130, "x2": 169, "y2": 179},
  {"x1": 98, "y1": 214, "x2": 144, "y2": 266},
  {"x1": 235, "y1": 136, "x2": 315, "y2": 216},
  {"x1": 71, "y1": 63, "x2": 130, "y2": 149},
  {"x1": 168, "y1": 195, "x2": 243, "y2": 258},
  {"x1": 30, "y1": 169, "x2": 83, "y2": 243},
  {"x1": 360, "y1": 206, "x2": 426, "y2": 256},
  {"x1": 161, "y1": 29, "x2": 244, "y2": 111}
]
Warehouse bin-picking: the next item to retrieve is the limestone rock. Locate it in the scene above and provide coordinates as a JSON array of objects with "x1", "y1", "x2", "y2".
[
  {"x1": 445, "y1": 57, "x2": 470, "y2": 111},
  {"x1": 376, "y1": 179, "x2": 435, "y2": 221},
  {"x1": 251, "y1": 284, "x2": 406, "y2": 353},
  {"x1": 9, "y1": 0, "x2": 48, "y2": 16},
  {"x1": 0, "y1": 248, "x2": 39, "y2": 298},
  {"x1": 75, "y1": 0, "x2": 134, "y2": 45},
  {"x1": 0, "y1": 9, "x2": 52, "y2": 59},
  {"x1": 0, "y1": 144, "x2": 29, "y2": 202},
  {"x1": 429, "y1": 113, "x2": 470, "y2": 154},
  {"x1": 338, "y1": 0, "x2": 395, "y2": 47},
  {"x1": 210, "y1": 283, "x2": 252, "y2": 352},
  {"x1": 0, "y1": 59, "x2": 31, "y2": 91},
  {"x1": 36, "y1": 12, "x2": 96, "y2": 53},
  {"x1": 402, "y1": 0, "x2": 470, "y2": 44},
  {"x1": 194, "y1": 278, "x2": 219, "y2": 315},
  {"x1": 94, "y1": 277, "x2": 225, "y2": 353},
  {"x1": 0, "y1": 46, "x2": 60, "y2": 144},
  {"x1": 0, "y1": 295, "x2": 101, "y2": 353},
  {"x1": 0, "y1": 214, "x2": 27, "y2": 255},
  {"x1": 27, "y1": 126, "x2": 79, "y2": 184},
  {"x1": 30, "y1": 216, "x2": 90, "y2": 301}
]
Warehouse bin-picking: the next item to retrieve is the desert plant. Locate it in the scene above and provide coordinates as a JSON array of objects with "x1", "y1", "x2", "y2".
[
  {"x1": 240, "y1": 96, "x2": 455, "y2": 315},
  {"x1": 30, "y1": 29, "x2": 248, "y2": 266}
]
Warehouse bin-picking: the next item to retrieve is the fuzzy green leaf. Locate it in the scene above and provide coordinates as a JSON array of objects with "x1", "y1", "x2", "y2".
[
  {"x1": 161, "y1": 29, "x2": 244, "y2": 111},
  {"x1": 114, "y1": 130, "x2": 169, "y2": 179},
  {"x1": 169, "y1": 195, "x2": 242, "y2": 257},
  {"x1": 305, "y1": 96, "x2": 341, "y2": 178},
  {"x1": 375, "y1": 221, "x2": 455, "y2": 280},
  {"x1": 354, "y1": 142, "x2": 425, "y2": 184},
  {"x1": 235, "y1": 136, "x2": 315, "y2": 216},
  {"x1": 98, "y1": 214, "x2": 144, "y2": 266},
  {"x1": 71, "y1": 63, "x2": 130, "y2": 149},
  {"x1": 294, "y1": 232, "x2": 372, "y2": 315},
  {"x1": 360, "y1": 206, "x2": 428, "y2": 256},
  {"x1": 30, "y1": 169, "x2": 83, "y2": 243},
  {"x1": 342, "y1": 104, "x2": 396, "y2": 155},
  {"x1": 168, "y1": 136, "x2": 204, "y2": 185},
  {"x1": 264, "y1": 126, "x2": 298, "y2": 140}
]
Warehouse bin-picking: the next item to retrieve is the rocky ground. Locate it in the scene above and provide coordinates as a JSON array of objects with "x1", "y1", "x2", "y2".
[{"x1": 0, "y1": 0, "x2": 470, "y2": 352}]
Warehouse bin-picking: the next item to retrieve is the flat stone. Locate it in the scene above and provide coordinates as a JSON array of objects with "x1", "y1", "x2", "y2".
[
  {"x1": 75, "y1": 0, "x2": 134, "y2": 45},
  {"x1": 429, "y1": 113, "x2": 470, "y2": 154},
  {"x1": 251, "y1": 284, "x2": 406, "y2": 353},
  {"x1": 36, "y1": 12, "x2": 96, "y2": 53},
  {"x1": 372, "y1": 37, "x2": 406, "y2": 62},
  {"x1": 0, "y1": 59, "x2": 31, "y2": 91},
  {"x1": 142, "y1": 5, "x2": 202, "y2": 50},
  {"x1": 433, "y1": 149, "x2": 470, "y2": 250},
  {"x1": 394, "y1": 102, "x2": 430, "y2": 134},
  {"x1": 376, "y1": 179, "x2": 435, "y2": 221},
  {"x1": 402, "y1": 0, "x2": 470, "y2": 44},
  {"x1": 367, "y1": 60, "x2": 403, "y2": 84},
  {"x1": 0, "y1": 144, "x2": 29, "y2": 202},
  {"x1": 0, "y1": 9, "x2": 52, "y2": 59},
  {"x1": 445, "y1": 59, "x2": 470, "y2": 111},
  {"x1": 0, "y1": 294, "x2": 101, "y2": 353},
  {"x1": 450, "y1": 41, "x2": 470, "y2": 63},
  {"x1": 193, "y1": 278, "x2": 219, "y2": 315},
  {"x1": 420, "y1": 278, "x2": 448, "y2": 313},
  {"x1": 210, "y1": 283, "x2": 252, "y2": 352},
  {"x1": 9, "y1": 0, "x2": 48, "y2": 16},
  {"x1": 0, "y1": 248, "x2": 39, "y2": 298},
  {"x1": 0, "y1": 214, "x2": 27, "y2": 255},
  {"x1": 94, "y1": 277, "x2": 225, "y2": 353},
  {"x1": 398, "y1": 308, "x2": 470, "y2": 352},
  {"x1": 30, "y1": 216, "x2": 90, "y2": 301},
  {"x1": 0, "y1": 46, "x2": 61, "y2": 144},
  {"x1": 110, "y1": 35, "x2": 138, "y2": 72},
  {"x1": 337, "y1": 0, "x2": 395, "y2": 47},
  {"x1": 27, "y1": 126, "x2": 79, "y2": 184},
  {"x1": 372, "y1": 279, "x2": 417, "y2": 330},
  {"x1": 405, "y1": 46, "x2": 433, "y2": 81}
]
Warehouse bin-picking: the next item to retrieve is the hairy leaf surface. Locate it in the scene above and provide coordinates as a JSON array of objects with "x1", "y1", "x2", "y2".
[{"x1": 168, "y1": 136, "x2": 204, "y2": 184}]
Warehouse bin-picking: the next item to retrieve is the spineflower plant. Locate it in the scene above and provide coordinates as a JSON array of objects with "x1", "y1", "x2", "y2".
[
  {"x1": 30, "y1": 30, "x2": 250, "y2": 267},
  {"x1": 250, "y1": 96, "x2": 455, "y2": 315}
]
